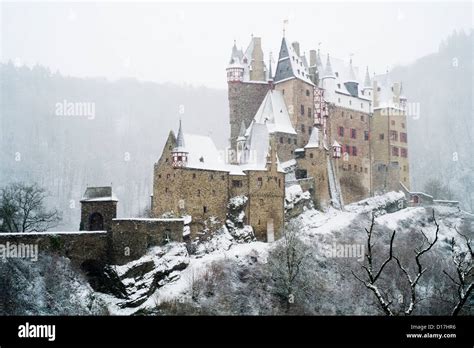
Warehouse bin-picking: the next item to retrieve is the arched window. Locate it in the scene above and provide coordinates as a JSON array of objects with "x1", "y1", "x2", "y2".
[{"x1": 89, "y1": 212, "x2": 104, "y2": 231}]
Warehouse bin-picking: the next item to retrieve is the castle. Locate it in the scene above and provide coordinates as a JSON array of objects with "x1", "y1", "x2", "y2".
[{"x1": 151, "y1": 34, "x2": 411, "y2": 242}]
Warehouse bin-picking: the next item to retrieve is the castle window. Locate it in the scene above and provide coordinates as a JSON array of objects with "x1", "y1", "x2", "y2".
[
  {"x1": 400, "y1": 132, "x2": 407, "y2": 143},
  {"x1": 360, "y1": 115, "x2": 364, "y2": 121},
  {"x1": 165, "y1": 187, "x2": 169, "y2": 193},
  {"x1": 350, "y1": 114, "x2": 353, "y2": 119},
  {"x1": 391, "y1": 120, "x2": 396, "y2": 126},
  {"x1": 197, "y1": 189, "x2": 201, "y2": 196},
  {"x1": 300, "y1": 105, "x2": 305, "y2": 116},
  {"x1": 364, "y1": 167, "x2": 368, "y2": 174},
  {"x1": 337, "y1": 83, "x2": 341, "y2": 89},
  {"x1": 288, "y1": 138, "x2": 291, "y2": 144},
  {"x1": 379, "y1": 133, "x2": 385, "y2": 140},
  {"x1": 282, "y1": 89, "x2": 285, "y2": 95},
  {"x1": 335, "y1": 72, "x2": 339, "y2": 77},
  {"x1": 203, "y1": 206, "x2": 207, "y2": 214},
  {"x1": 392, "y1": 146, "x2": 399, "y2": 157},
  {"x1": 280, "y1": 137, "x2": 284, "y2": 144},
  {"x1": 306, "y1": 89, "x2": 310, "y2": 96},
  {"x1": 294, "y1": 139, "x2": 297, "y2": 145},
  {"x1": 192, "y1": 173, "x2": 196, "y2": 179},
  {"x1": 166, "y1": 158, "x2": 169, "y2": 163},
  {"x1": 351, "y1": 128, "x2": 357, "y2": 139},
  {"x1": 158, "y1": 174, "x2": 162, "y2": 179},
  {"x1": 232, "y1": 180, "x2": 242, "y2": 188},
  {"x1": 348, "y1": 164, "x2": 352, "y2": 171},
  {"x1": 308, "y1": 107, "x2": 312, "y2": 117},
  {"x1": 278, "y1": 179, "x2": 281, "y2": 188},
  {"x1": 221, "y1": 175, "x2": 225, "y2": 180},
  {"x1": 210, "y1": 174, "x2": 214, "y2": 180},
  {"x1": 296, "y1": 169, "x2": 307, "y2": 179},
  {"x1": 212, "y1": 189, "x2": 216, "y2": 195},
  {"x1": 339, "y1": 127, "x2": 344, "y2": 137},
  {"x1": 310, "y1": 153, "x2": 314, "y2": 159},
  {"x1": 352, "y1": 146, "x2": 357, "y2": 156},
  {"x1": 354, "y1": 165, "x2": 358, "y2": 171},
  {"x1": 345, "y1": 145, "x2": 351, "y2": 155},
  {"x1": 401, "y1": 148, "x2": 408, "y2": 158},
  {"x1": 401, "y1": 122, "x2": 405, "y2": 129},
  {"x1": 301, "y1": 124, "x2": 305, "y2": 133},
  {"x1": 390, "y1": 130, "x2": 398, "y2": 141},
  {"x1": 257, "y1": 177, "x2": 263, "y2": 187},
  {"x1": 364, "y1": 131, "x2": 369, "y2": 141}
]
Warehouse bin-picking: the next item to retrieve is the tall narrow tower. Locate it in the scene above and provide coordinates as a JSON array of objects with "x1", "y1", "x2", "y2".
[{"x1": 227, "y1": 37, "x2": 270, "y2": 152}]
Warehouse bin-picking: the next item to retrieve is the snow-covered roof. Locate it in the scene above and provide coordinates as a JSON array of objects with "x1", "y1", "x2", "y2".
[
  {"x1": 183, "y1": 133, "x2": 228, "y2": 172},
  {"x1": 274, "y1": 37, "x2": 315, "y2": 86},
  {"x1": 81, "y1": 186, "x2": 118, "y2": 202},
  {"x1": 229, "y1": 37, "x2": 268, "y2": 83},
  {"x1": 305, "y1": 127, "x2": 320, "y2": 149},
  {"x1": 246, "y1": 89, "x2": 296, "y2": 135}
]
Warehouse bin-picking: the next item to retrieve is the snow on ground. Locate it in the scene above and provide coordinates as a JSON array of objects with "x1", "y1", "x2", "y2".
[
  {"x1": 375, "y1": 207, "x2": 425, "y2": 231},
  {"x1": 102, "y1": 191, "x2": 469, "y2": 315}
]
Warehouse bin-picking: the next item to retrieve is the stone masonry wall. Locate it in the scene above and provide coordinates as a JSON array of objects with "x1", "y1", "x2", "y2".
[{"x1": 110, "y1": 218, "x2": 184, "y2": 265}]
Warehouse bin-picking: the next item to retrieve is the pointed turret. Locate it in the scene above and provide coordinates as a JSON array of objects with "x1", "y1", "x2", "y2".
[
  {"x1": 344, "y1": 57, "x2": 359, "y2": 97},
  {"x1": 172, "y1": 119, "x2": 188, "y2": 168},
  {"x1": 322, "y1": 54, "x2": 335, "y2": 79},
  {"x1": 363, "y1": 66, "x2": 372, "y2": 89}
]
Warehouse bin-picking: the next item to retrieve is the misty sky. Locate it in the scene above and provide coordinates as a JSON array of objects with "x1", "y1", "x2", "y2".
[{"x1": 1, "y1": 1, "x2": 472, "y2": 89}]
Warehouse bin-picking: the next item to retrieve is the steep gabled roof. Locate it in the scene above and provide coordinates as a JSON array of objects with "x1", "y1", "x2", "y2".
[
  {"x1": 305, "y1": 127, "x2": 320, "y2": 149},
  {"x1": 246, "y1": 89, "x2": 296, "y2": 135},
  {"x1": 274, "y1": 37, "x2": 314, "y2": 86}
]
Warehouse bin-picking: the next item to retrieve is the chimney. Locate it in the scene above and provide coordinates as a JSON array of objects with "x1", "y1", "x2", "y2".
[
  {"x1": 309, "y1": 50, "x2": 317, "y2": 67},
  {"x1": 292, "y1": 42, "x2": 300, "y2": 56},
  {"x1": 250, "y1": 37, "x2": 265, "y2": 81}
]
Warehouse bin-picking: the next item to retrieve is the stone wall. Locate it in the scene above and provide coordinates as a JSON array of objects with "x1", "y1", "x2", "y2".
[
  {"x1": 274, "y1": 79, "x2": 315, "y2": 148},
  {"x1": 273, "y1": 132, "x2": 298, "y2": 162},
  {"x1": 372, "y1": 161, "x2": 401, "y2": 195},
  {"x1": 228, "y1": 81, "x2": 269, "y2": 149},
  {"x1": 296, "y1": 147, "x2": 331, "y2": 209},
  {"x1": 80, "y1": 201, "x2": 117, "y2": 232},
  {"x1": 329, "y1": 106, "x2": 371, "y2": 203},
  {"x1": 110, "y1": 218, "x2": 184, "y2": 265},
  {"x1": 246, "y1": 164, "x2": 285, "y2": 242},
  {"x1": 0, "y1": 231, "x2": 108, "y2": 267}
]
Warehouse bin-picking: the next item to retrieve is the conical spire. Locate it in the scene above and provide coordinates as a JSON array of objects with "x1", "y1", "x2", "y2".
[
  {"x1": 363, "y1": 66, "x2": 372, "y2": 89},
  {"x1": 175, "y1": 119, "x2": 186, "y2": 151},
  {"x1": 347, "y1": 58, "x2": 357, "y2": 82},
  {"x1": 323, "y1": 54, "x2": 335, "y2": 78},
  {"x1": 268, "y1": 52, "x2": 273, "y2": 81}
]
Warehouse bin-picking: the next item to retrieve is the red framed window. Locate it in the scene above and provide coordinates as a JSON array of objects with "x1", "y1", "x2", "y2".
[
  {"x1": 392, "y1": 146, "x2": 399, "y2": 156},
  {"x1": 390, "y1": 130, "x2": 398, "y2": 141},
  {"x1": 400, "y1": 132, "x2": 407, "y2": 143},
  {"x1": 339, "y1": 126, "x2": 344, "y2": 137},
  {"x1": 351, "y1": 128, "x2": 357, "y2": 139},
  {"x1": 401, "y1": 148, "x2": 408, "y2": 157},
  {"x1": 352, "y1": 146, "x2": 357, "y2": 156}
]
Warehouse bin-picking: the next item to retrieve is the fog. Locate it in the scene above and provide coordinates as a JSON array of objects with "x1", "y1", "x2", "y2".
[{"x1": 2, "y1": 1, "x2": 472, "y2": 88}]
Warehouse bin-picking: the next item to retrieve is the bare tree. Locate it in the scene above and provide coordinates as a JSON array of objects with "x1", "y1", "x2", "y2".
[
  {"x1": 0, "y1": 182, "x2": 61, "y2": 232},
  {"x1": 443, "y1": 226, "x2": 473, "y2": 316},
  {"x1": 351, "y1": 215, "x2": 396, "y2": 315},
  {"x1": 393, "y1": 210, "x2": 439, "y2": 315},
  {"x1": 352, "y1": 211, "x2": 439, "y2": 315},
  {"x1": 267, "y1": 220, "x2": 310, "y2": 313}
]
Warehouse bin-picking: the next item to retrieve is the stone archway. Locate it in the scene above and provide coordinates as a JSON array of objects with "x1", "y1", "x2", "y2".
[{"x1": 89, "y1": 212, "x2": 104, "y2": 231}]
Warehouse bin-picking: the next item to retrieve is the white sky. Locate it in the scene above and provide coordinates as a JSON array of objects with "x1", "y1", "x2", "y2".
[{"x1": 1, "y1": 1, "x2": 472, "y2": 89}]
